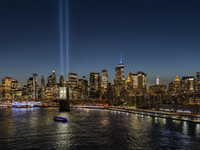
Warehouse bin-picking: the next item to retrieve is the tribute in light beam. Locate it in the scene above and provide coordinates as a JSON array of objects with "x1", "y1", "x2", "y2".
[
  {"x1": 66, "y1": 0, "x2": 69, "y2": 78},
  {"x1": 60, "y1": 0, "x2": 64, "y2": 75}
]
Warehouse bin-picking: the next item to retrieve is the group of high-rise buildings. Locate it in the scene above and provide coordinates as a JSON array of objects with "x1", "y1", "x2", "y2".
[{"x1": 0, "y1": 55, "x2": 200, "y2": 101}]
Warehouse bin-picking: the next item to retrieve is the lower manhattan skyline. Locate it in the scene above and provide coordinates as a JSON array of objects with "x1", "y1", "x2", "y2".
[{"x1": 0, "y1": 0, "x2": 200, "y2": 87}]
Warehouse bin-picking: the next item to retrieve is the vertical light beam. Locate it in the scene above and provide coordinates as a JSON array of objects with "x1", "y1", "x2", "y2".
[
  {"x1": 66, "y1": 0, "x2": 69, "y2": 78},
  {"x1": 60, "y1": 0, "x2": 63, "y2": 75},
  {"x1": 120, "y1": 53, "x2": 122, "y2": 64}
]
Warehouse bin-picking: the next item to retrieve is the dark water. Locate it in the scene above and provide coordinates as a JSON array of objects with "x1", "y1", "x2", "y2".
[{"x1": 0, "y1": 107, "x2": 200, "y2": 150}]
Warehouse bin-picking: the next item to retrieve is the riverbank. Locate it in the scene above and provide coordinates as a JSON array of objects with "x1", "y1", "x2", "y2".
[{"x1": 72, "y1": 105, "x2": 200, "y2": 124}]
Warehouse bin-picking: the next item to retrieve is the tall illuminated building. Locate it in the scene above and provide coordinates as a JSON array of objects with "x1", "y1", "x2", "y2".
[
  {"x1": 47, "y1": 71, "x2": 56, "y2": 87},
  {"x1": 127, "y1": 71, "x2": 133, "y2": 89},
  {"x1": 168, "y1": 82, "x2": 174, "y2": 94},
  {"x1": 196, "y1": 72, "x2": 200, "y2": 92},
  {"x1": 78, "y1": 76, "x2": 88, "y2": 98},
  {"x1": 132, "y1": 72, "x2": 146, "y2": 95},
  {"x1": 181, "y1": 76, "x2": 195, "y2": 93},
  {"x1": 27, "y1": 77, "x2": 33, "y2": 98},
  {"x1": 114, "y1": 54, "x2": 125, "y2": 96},
  {"x1": 174, "y1": 76, "x2": 181, "y2": 94},
  {"x1": 118, "y1": 54, "x2": 124, "y2": 79},
  {"x1": 90, "y1": 72, "x2": 101, "y2": 92},
  {"x1": 52, "y1": 70, "x2": 56, "y2": 86},
  {"x1": 2, "y1": 77, "x2": 14, "y2": 99},
  {"x1": 101, "y1": 69, "x2": 108, "y2": 91},
  {"x1": 33, "y1": 73, "x2": 38, "y2": 99},
  {"x1": 40, "y1": 76, "x2": 45, "y2": 99},
  {"x1": 60, "y1": 74, "x2": 64, "y2": 86},
  {"x1": 68, "y1": 73, "x2": 77, "y2": 88},
  {"x1": 114, "y1": 67, "x2": 123, "y2": 96}
]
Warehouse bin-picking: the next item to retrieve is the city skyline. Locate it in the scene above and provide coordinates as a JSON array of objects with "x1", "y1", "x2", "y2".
[{"x1": 0, "y1": 0, "x2": 200, "y2": 87}]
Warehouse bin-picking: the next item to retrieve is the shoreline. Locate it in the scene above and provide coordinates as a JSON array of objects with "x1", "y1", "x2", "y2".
[{"x1": 72, "y1": 105, "x2": 200, "y2": 124}]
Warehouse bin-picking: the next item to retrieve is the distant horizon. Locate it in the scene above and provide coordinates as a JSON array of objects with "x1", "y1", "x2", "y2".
[
  {"x1": 1, "y1": 68, "x2": 198, "y2": 90},
  {"x1": 1, "y1": 0, "x2": 199, "y2": 89}
]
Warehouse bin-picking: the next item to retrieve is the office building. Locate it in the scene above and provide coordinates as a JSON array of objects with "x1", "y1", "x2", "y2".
[
  {"x1": 60, "y1": 74, "x2": 64, "y2": 86},
  {"x1": 90, "y1": 72, "x2": 101, "y2": 92},
  {"x1": 174, "y1": 76, "x2": 181, "y2": 94},
  {"x1": 68, "y1": 73, "x2": 78, "y2": 88},
  {"x1": 181, "y1": 76, "x2": 195, "y2": 93},
  {"x1": 101, "y1": 69, "x2": 108, "y2": 91},
  {"x1": 196, "y1": 72, "x2": 200, "y2": 92},
  {"x1": 132, "y1": 72, "x2": 146, "y2": 95},
  {"x1": 33, "y1": 73, "x2": 38, "y2": 99}
]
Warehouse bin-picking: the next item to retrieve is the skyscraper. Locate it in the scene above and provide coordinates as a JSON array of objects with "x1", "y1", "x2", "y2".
[
  {"x1": 174, "y1": 76, "x2": 181, "y2": 94},
  {"x1": 68, "y1": 73, "x2": 77, "y2": 88},
  {"x1": 33, "y1": 73, "x2": 38, "y2": 99},
  {"x1": 118, "y1": 54, "x2": 124, "y2": 79},
  {"x1": 181, "y1": 76, "x2": 195, "y2": 93},
  {"x1": 101, "y1": 69, "x2": 108, "y2": 91},
  {"x1": 114, "y1": 67, "x2": 123, "y2": 96},
  {"x1": 114, "y1": 54, "x2": 125, "y2": 96},
  {"x1": 132, "y1": 72, "x2": 146, "y2": 95},
  {"x1": 52, "y1": 70, "x2": 56, "y2": 86},
  {"x1": 196, "y1": 72, "x2": 200, "y2": 92},
  {"x1": 60, "y1": 74, "x2": 64, "y2": 86},
  {"x1": 90, "y1": 72, "x2": 101, "y2": 92}
]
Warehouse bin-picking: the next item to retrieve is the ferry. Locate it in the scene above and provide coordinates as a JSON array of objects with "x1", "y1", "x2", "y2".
[{"x1": 53, "y1": 116, "x2": 68, "y2": 122}]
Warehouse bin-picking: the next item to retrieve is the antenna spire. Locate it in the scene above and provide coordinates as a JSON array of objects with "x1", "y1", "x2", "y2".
[{"x1": 120, "y1": 53, "x2": 122, "y2": 64}]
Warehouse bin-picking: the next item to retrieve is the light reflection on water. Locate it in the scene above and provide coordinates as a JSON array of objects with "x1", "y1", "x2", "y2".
[{"x1": 0, "y1": 107, "x2": 199, "y2": 149}]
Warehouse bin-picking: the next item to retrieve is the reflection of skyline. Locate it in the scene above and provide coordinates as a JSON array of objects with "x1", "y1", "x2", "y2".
[{"x1": 1, "y1": 107, "x2": 200, "y2": 149}]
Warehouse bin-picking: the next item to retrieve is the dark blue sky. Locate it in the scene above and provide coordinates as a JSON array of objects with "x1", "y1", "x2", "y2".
[{"x1": 0, "y1": 0, "x2": 200, "y2": 88}]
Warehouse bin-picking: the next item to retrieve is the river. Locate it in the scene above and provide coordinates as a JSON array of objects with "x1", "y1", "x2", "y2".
[{"x1": 0, "y1": 107, "x2": 200, "y2": 149}]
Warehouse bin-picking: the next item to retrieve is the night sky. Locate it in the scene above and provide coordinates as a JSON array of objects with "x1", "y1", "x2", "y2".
[{"x1": 0, "y1": 0, "x2": 200, "y2": 89}]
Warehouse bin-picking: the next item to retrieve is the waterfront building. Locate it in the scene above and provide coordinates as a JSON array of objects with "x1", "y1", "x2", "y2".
[
  {"x1": 22, "y1": 85, "x2": 29, "y2": 99},
  {"x1": 68, "y1": 73, "x2": 78, "y2": 88},
  {"x1": 174, "y1": 76, "x2": 181, "y2": 94},
  {"x1": 14, "y1": 89, "x2": 22, "y2": 99},
  {"x1": 78, "y1": 76, "x2": 88, "y2": 98},
  {"x1": 59, "y1": 87, "x2": 66, "y2": 99},
  {"x1": 1, "y1": 77, "x2": 15, "y2": 99},
  {"x1": 181, "y1": 76, "x2": 195, "y2": 93},
  {"x1": 196, "y1": 72, "x2": 200, "y2": 92},
  {"x1": 101, "y1": 69, "x2": 108, "y2": 92}
]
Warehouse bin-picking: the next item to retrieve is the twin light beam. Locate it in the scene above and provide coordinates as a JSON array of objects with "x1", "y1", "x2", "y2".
[{"x1": 60, "y1": 0, "x2": 69, "y2": 79}]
